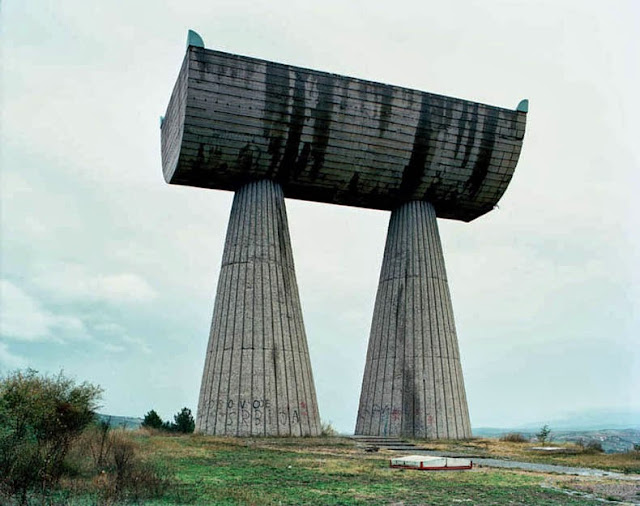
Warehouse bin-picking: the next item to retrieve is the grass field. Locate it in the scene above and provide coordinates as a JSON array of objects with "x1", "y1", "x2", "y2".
[{"x1": 82, "y1": 434, "x2": 637, "y2": 505}]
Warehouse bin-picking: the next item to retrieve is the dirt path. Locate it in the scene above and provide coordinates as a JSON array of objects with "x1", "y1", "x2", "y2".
[{"x1": 411, "y1": 450, "x2": 640, "y2": 481}]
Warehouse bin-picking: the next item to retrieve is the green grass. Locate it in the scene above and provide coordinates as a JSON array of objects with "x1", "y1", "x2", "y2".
[
  {"x1": 127, "y1": 435, "x2": 610, "y2": 505},
  {"x1": 21, "y1": 434, "x2": 635, "y2": 505}
]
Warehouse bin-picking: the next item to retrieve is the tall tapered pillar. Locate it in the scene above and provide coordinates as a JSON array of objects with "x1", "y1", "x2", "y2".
[
  {"x1": 196, "y1": 179, "x2": 321, "y2": 436},
  {"x1": 355, "y1": 201, "x2": 472, "y2": 439}
]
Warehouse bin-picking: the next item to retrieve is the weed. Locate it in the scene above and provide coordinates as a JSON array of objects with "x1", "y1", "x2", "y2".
[
  {"x1": 320, "y1": 420, "x2": 338, "y2": 437},
  {"x1": 499, "y1": 432, "x2": 529, "y2": 443}
]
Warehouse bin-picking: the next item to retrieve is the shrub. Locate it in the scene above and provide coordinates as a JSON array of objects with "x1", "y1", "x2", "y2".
[
  {"x1": 0, "y1": 369, "x2": 102, "y2": 504},
  {"x1": 585, "y1": 440, "x2": 604, "y2": 453},
  {"x1": 87, "y1": 417, "x2": 114, "y2": 469},
  {"x1": 111, "y1": 433, "x2": 136, "y2": 488},
  {"x1": 101, "y1": 432, "x2": 169, "y2": 502},
  {"x1": 500, "y1": 432, "x2": 528, "y2": 443},
  {"x1": 71, "y1": 419, "x2": 170, "y2": 502}
]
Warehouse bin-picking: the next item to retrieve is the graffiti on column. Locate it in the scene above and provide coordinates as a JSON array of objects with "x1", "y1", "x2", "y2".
[{"x1": 214, "y1": 398, "x2": 312, "y2": 428}]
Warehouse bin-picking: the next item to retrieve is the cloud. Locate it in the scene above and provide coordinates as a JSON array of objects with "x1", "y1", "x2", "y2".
[
  {"x1": 120, "y1": 334, "x2": 152, "y2": 355},
  {"x1": 0, "y1": 279, "x2": 87, "y2": 341},
  {"x1": 102, "y1": 342, "x2": 126, "y2": 354},
  {"x1": 0, "y1": 342, "x2": 28, "y2": 369},
  {"x1": 93, "y1": 322, "x2": 152, "y2": 355},
  {"x1": 94, "y1": 273, "x2": 157, "y2": 302},
  {"x1": 33, "y1": 264, "x2": 157, "y2": 304},
  {"x1": 0, "y1": 276, "x2": 153, "y2": 357}
]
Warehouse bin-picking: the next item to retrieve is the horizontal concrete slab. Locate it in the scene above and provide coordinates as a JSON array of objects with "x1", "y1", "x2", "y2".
[{"x1": 161, "y1": 45, "x2": 527, "y2": 222}]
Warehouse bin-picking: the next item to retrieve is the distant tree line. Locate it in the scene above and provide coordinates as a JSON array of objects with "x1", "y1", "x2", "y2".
[{"x1": 141, "y1": 408, "x2": 195, "y2": 433}]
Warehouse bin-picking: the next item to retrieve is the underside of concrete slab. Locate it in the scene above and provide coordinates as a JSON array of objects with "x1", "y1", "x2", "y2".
[
  {"x1": 355, "y1": 201, "x2": 471, "y2": 439},
  {"x1": 196, "y1": 179, "x2": 321, "y2": 436}
]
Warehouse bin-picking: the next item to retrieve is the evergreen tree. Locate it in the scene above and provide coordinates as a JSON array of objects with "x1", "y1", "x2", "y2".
[
  {"x1": 173, "y1": 407, "x2": 195, "y2": 433},
  {"x1": 141, "y1": 409, "x2": 163, "y2": 429},
  {"x1": 536, "y1": 424, "x2": 551, "y2": 444}
]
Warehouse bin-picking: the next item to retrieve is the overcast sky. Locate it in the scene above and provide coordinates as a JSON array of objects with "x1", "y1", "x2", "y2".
[{"x1": 1, "y1": 0, "x2": 638, "y2": 433}]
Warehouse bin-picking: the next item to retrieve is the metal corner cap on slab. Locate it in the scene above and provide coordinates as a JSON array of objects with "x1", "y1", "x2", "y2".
[
  {"x1": 517, "y1": 99, "x2": 529, "y2": 113},
  {"x1": 187, "y1": 29, "x2": 204, "y2": 48},
  {"x1": 160, "y1": 45, "x2": 528, "y2": 222}
]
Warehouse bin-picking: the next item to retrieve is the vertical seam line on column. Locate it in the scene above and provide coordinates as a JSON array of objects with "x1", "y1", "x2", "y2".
[
  {"x1": 422, "y1": 202, "x2": 439, "y2": 438},
  {"x1": 428, "y1": 203, "x2": 450, "y2": 438},
  {"x1": 212, "y1": 190, "x2": 242, "y2": 435}
]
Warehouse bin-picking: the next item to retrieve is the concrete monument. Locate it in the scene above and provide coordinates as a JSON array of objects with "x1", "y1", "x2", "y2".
[{"x1": 160, "y1": 31, "x2": 527, "y2": 437}]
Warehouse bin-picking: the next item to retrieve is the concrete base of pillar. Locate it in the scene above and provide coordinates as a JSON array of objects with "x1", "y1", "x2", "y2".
[
  {"x1": 355, "y1": 201, "x2": 471, "y2": 439},
  {"x1": 196, "y1": 180, "x2": 321, "y2": 436}
]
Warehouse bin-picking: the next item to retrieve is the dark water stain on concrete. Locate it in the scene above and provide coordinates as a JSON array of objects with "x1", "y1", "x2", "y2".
[
  {"x1": 237, "y1": 143, "x2": 253, "y2": 172},
  {"x1": 340, "y1": 88, "x2": 348, "y2": 111},
  {"x1": 399, "y1": 95, "x2": 432, "y2": 202},
  {"x1": 423, "y1": 173, "x2": 442, "y2": 203},
  {"x1": 279, "y1": 72, "x2": 306, "y2": 183},
  {"x1": 465, "y1": 108, "x2": 498, "y2": 197},
  {"x1": 395, "y1": 282, "x2": 405, "y2": 340},
  {"x1": 192, "y1": 143, "x2": 208, "y2": 185},
  {"x1": 267, "y1": 137, "x2": 283, "y2": 176},
  {"x1": 402, "y1": 365, "x2": 415, "y2": 436},
  {"x1": 412, "y1": 378, "x2": 422, "y2": 436},
  {"x1": 453, "y1": 102, "x2": 469, "y2": 158},
  {"x1": 293, "y1": 142, "x2": 311, "y2": 178},
  {"x1": 271, "y1": 347, "x2": 280, "y2": 430},
  {"x1": 263, "y1": 63, "x2": 290, "y2": 176},
  {"x1": 348, "y1": 172, "x2": 360, "y2": 194},
  {"x1": 460, "y1": 103, "x2": 479, "y2": 170},
  {"x1": 205, "y1": 145, "x2": 223, "y2": 171},
  {"x1": 194, "y1": 143, "x2": 206, "y2": 171},
  {"x1": 242, "y1": 61, "x2": 257, "y2": 84},
  {"x1": 309, "y1": 75, "x2": 335, "y2": 180},
  {"x1": 378, "y1": 85, "x2": 394, "y2": 134}
]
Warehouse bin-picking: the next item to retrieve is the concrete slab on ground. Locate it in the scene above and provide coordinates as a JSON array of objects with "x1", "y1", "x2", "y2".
[{"x1": 390, "y1": 455, "x2": 472, "y2": 470}]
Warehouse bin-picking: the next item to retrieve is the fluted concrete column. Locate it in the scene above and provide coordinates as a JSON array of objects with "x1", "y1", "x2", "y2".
[
  {"x1": 196, "y1": 179, "x2": 321, "y2": 436},
  {"x1": 355, "y1": 201, "x2": 471, "y2": 439}
]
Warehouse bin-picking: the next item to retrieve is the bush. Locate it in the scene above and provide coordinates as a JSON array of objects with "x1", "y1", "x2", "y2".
[
  {"x1": 0, "y1": 369, "x2": 102, "y2": 504},
  {"x1": 500, "y1": 432, "x2": 528, "y2": 443}
]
